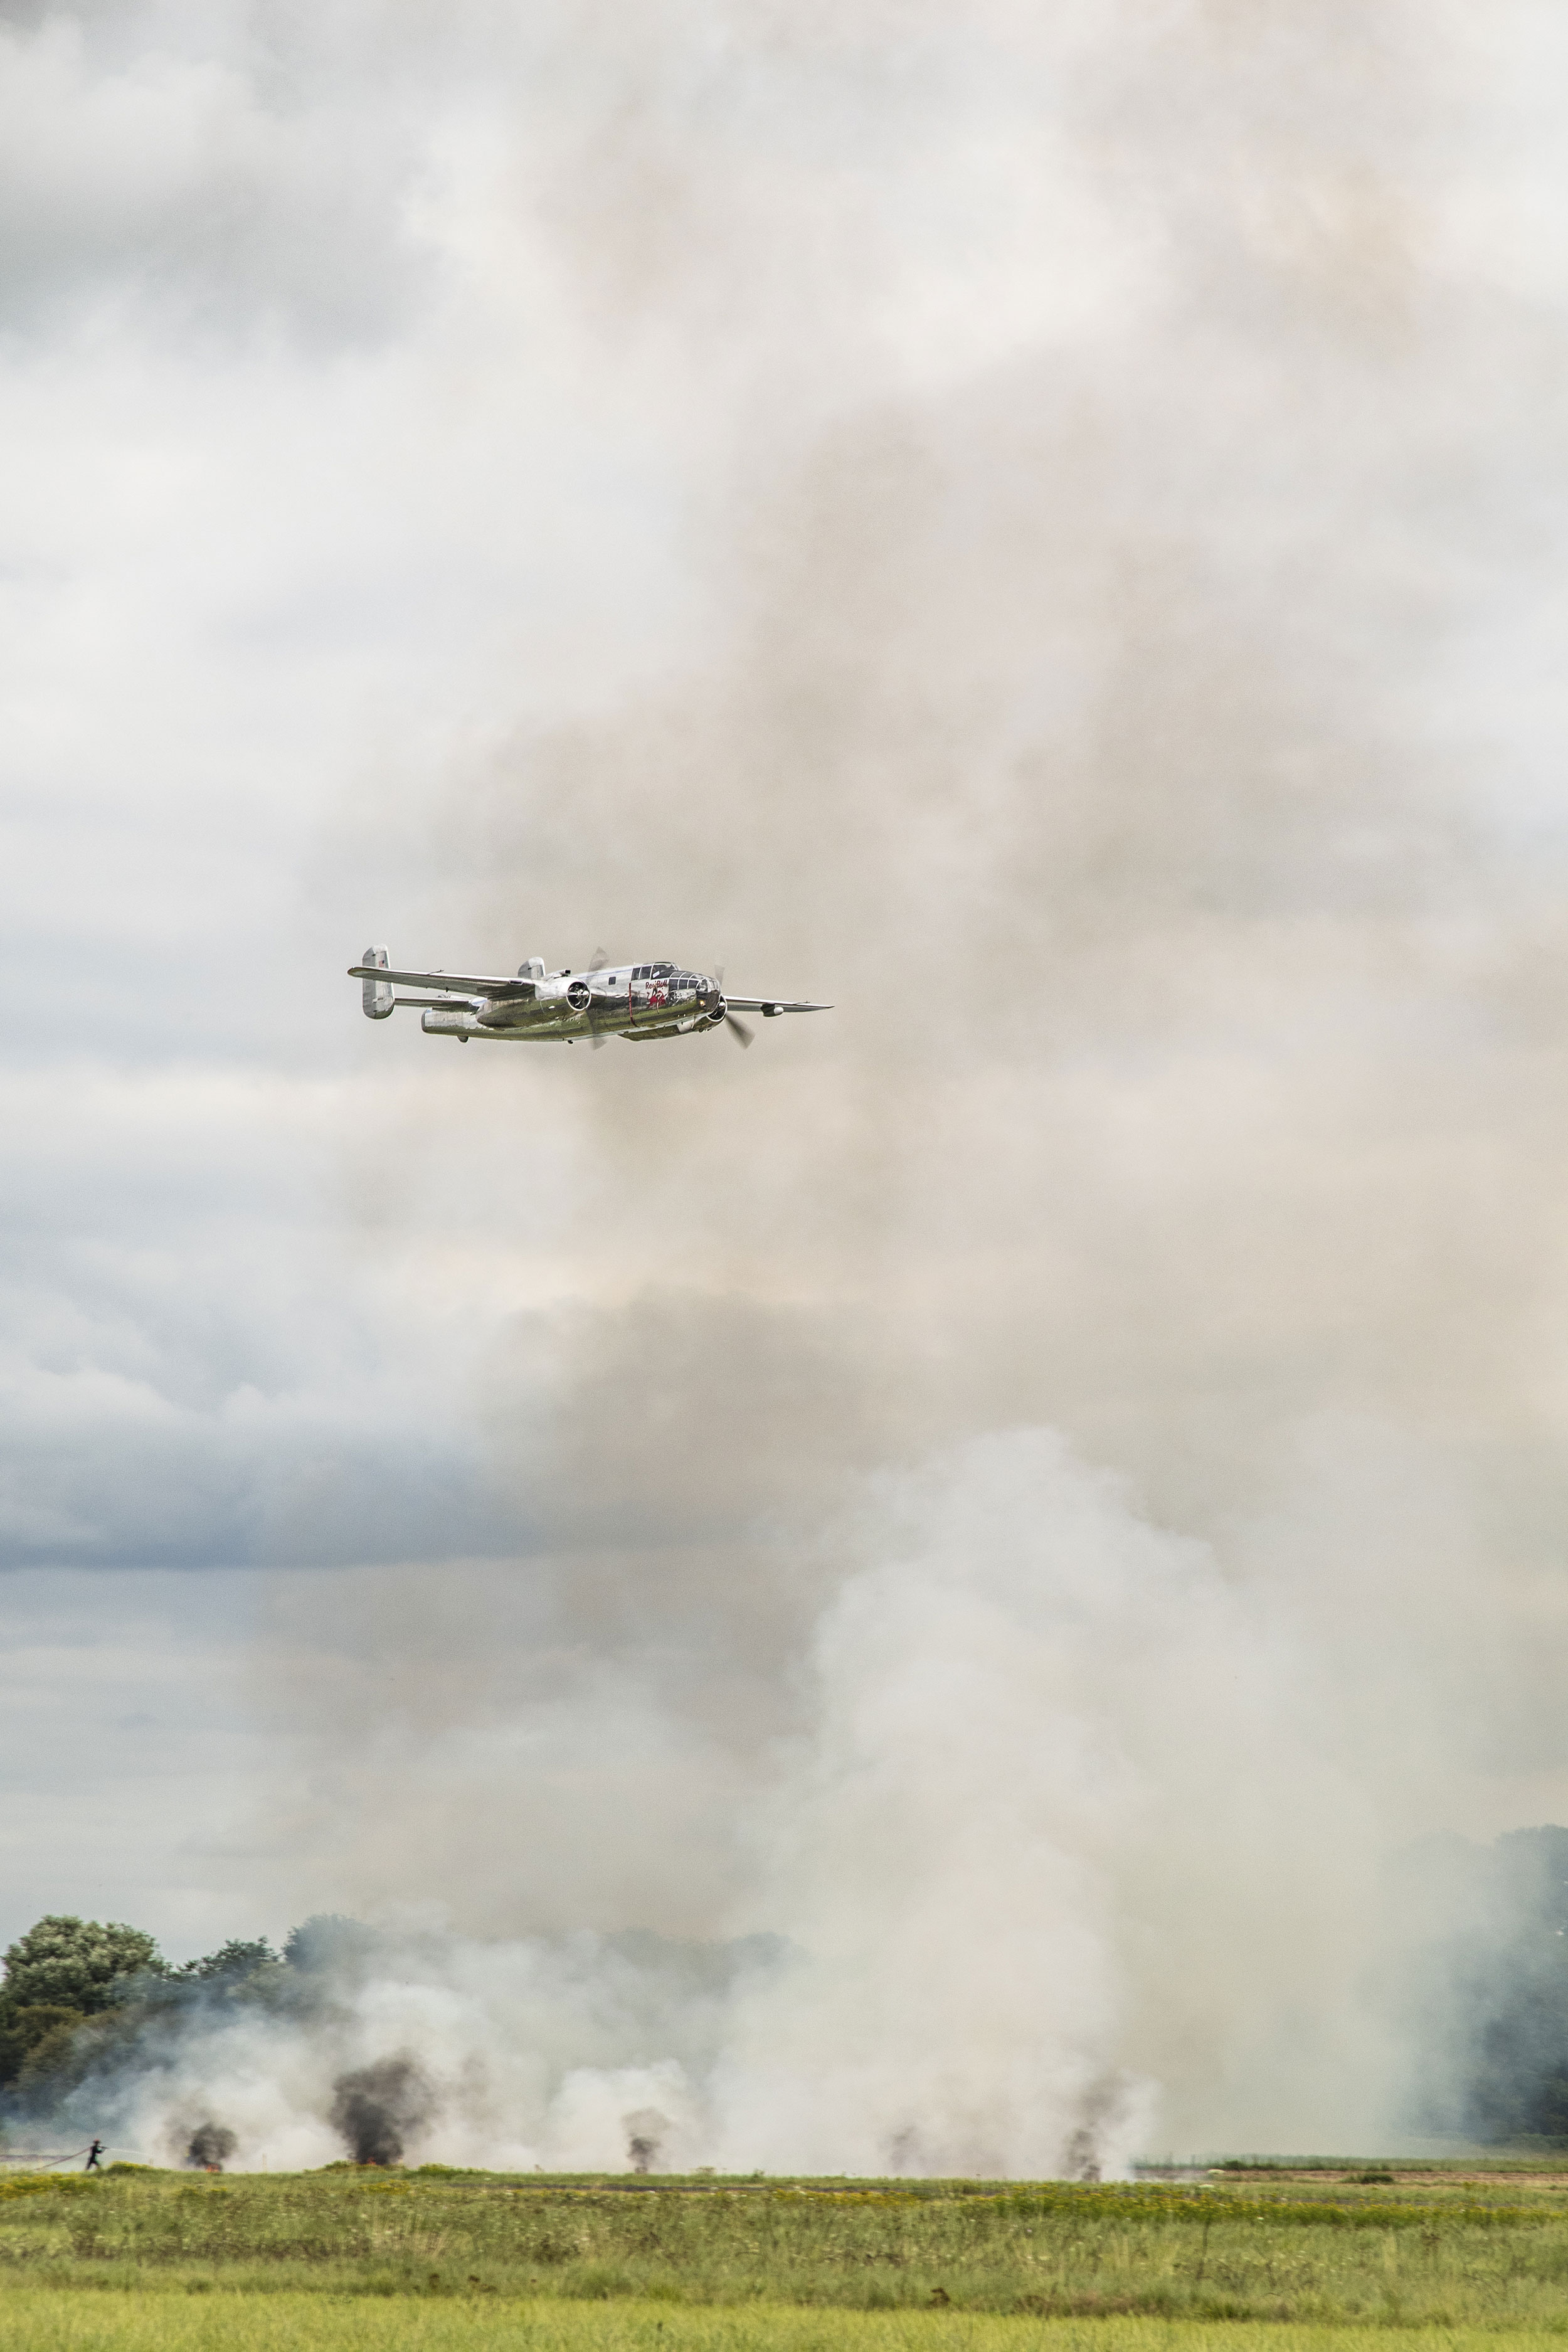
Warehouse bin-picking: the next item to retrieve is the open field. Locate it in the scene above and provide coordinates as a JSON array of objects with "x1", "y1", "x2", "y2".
[
  {"x1": 13, "y1": 2306, "x2": 1568, "y2": 2352},
  {"x1": 8, "y1": 2163, "x2": 1568, "y2": 2332}
]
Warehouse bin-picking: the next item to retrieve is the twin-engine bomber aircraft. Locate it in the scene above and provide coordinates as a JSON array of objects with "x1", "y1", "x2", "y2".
[{"x1": 347, "y1": 946, "x2": 831, "y2": 1049}]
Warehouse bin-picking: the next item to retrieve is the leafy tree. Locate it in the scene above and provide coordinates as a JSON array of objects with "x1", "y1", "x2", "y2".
[
  {"x1": 1405, "y1": 1828, "x2": 1568, "y2": 2142},
  {"x1": 282, "y1": 1916, "x2": 383, "y2": 1974},
  {"x1": 175, "y1": 1939, "x2": 278, "y2": 1983},
  {"x1": 0, "y1": 1916, "x2": 164, "y2": 2016},
  {"x1": 0, "y1": 2003, "x2": 87, "y2": 2089},
  {"x1": 16, "y1": 2016, "x2": 94, "y2": 2100}
]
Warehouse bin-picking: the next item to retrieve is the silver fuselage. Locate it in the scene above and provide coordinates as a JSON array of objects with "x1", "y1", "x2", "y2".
[{"x1": 420, "y1": 964, "x2": 721, "y2": 1044}]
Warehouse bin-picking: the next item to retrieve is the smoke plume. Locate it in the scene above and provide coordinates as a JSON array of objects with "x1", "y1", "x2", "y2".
[
  {"x1": 184, "y1": 2122, "x2": 236, "y2": 2171},
  {"x1": 624, "y1": 2108, "x2": 670, "y2": 2175},
  {"x1": 261, "y1": 0, "x2": 1568, "y2": 2165},
  {"x1": 7, "y1": 0, "x2": 1568, "y2": 2171},
  {"x1": 329, "y1": 2058, "x2": 437, "y2": 2169}
]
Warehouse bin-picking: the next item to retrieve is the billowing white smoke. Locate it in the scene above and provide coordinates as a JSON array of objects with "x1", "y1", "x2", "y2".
[
  {"x1": 88, "y1": 1431, "x2": 1411, "y2": 2174},
  {"x1": 714, "y1": 1427, "x2": 1401, "y2": 2173}
]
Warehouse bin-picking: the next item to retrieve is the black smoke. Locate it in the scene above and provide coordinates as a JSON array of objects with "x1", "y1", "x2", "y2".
[
  {"x1": 623, "y1": 2106, "x2": 668, "y2": 2173},
  {"x1": 329, "y1": 2055, "x2": 436, "y2": 2166},
  {"x1": 185, "y1": 2121, "x2": 236, "y2": 2169}
]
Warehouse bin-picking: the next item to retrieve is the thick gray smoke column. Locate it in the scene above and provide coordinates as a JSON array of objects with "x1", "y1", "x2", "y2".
[
  {"x1": 672, "y1": 1428, "x2": 1427, "y2": 2169},
  {"x1": 93, "y1": 1433, "x2": 1422, "y2": 2169},
  {"x1": 247, "y1": 0, "x2": 1568, "y2": 2159}
]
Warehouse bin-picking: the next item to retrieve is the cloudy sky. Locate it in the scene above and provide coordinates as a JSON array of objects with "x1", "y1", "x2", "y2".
[{"x1": 5, "y1": 0, "x2": 1568, "y2": 2154}]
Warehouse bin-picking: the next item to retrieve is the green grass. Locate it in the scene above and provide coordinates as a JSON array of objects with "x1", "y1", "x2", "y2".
[
  {"x1": 8, "y1": 2307, "x2": 1568, "y2": 2352},
  {"x1": 8, "y1": 2168, "x2": 1568, "y2": 2331}
]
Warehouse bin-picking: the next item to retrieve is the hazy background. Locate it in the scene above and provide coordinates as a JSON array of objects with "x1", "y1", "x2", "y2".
[{"x1": 6, "y1": 0, "x2": 1568, "y2": 2160}]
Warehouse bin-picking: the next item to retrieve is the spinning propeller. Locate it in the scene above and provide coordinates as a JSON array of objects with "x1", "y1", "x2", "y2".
[{"x1": 713, "y1": 967, "x2": 752, "y2": 1049}]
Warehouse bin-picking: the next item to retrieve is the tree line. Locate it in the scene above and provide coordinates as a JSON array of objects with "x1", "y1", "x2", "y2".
[
  {"x1": 8, "y1": 1831, "x2": 1568, "y2": 2141},
  {"x1": 0, "y1": 1913, "x2": 344, "y2": 2108}
]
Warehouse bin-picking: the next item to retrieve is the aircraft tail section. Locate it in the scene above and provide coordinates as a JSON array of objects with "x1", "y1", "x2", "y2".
[{"x1": 361, "y1": 945, "x2": 394, "y2": 1019}]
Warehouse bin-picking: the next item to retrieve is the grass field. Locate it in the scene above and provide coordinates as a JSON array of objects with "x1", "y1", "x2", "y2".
[
  {"x1": 11, "y1": 2306, "x2": 1568, "y2": 2352},
  {"x1": 18, "y1": 2306, "x2": 1568, "y2": 2352},
  {"x1": 8, "y1": 2163, "x2": 1568, "y2": 2346}
]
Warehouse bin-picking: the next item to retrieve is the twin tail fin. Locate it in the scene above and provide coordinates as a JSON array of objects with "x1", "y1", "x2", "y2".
[{"x1": 361, "y1": 945, "x2": 394, "y2": 1019}]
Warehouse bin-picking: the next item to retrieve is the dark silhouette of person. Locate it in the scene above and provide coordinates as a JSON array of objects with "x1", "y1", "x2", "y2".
[{"x1": 85, "y1": 2141, "x2": 104, "y2": 2172}]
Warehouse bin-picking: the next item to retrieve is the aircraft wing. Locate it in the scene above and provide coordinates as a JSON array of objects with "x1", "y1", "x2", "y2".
[
  {"x1": 721, "y1": 997, "x2": 833, "y2": 1014},
  {"x1": 347, "y1": 963, "x2": 533, "y2": 997}
]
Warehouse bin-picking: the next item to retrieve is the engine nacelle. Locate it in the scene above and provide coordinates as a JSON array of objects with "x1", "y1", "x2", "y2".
[
  {"x1": 565, "y1": 977, "x2": 593, "y2": 1011},
  {"x1": 361, "y1": 945, "x2": 394, "y2": 1019},
  {"x1": 421, "y1": 1007, "x2": 484, "y2": 1040}
]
